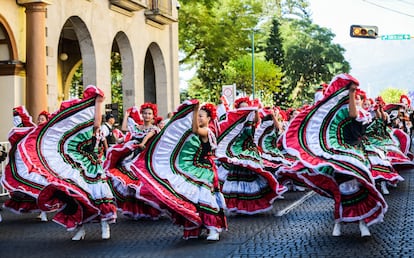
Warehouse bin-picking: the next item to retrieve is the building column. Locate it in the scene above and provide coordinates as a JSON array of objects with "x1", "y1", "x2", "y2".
[{"x1": 19, "y1": 0, "x2": 51, "y2": 118}]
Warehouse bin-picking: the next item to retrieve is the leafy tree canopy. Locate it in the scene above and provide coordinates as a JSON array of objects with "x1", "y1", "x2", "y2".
[
  {"x1": 280, "y1": 18, "x2": 350, "y2": 107},
  {"x1": 222, "y1": 54, "x2": 283, "y2": 103},
  {"x1": 379, "y1": 87, "x2": 407, "y2": 104},
  {"x1": 179, "y1": 0, "x2": 350, "y2": 108}
]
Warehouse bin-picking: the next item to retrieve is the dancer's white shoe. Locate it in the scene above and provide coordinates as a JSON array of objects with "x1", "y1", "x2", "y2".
[
  {"x1": 359, "y1": 220, "x2": 371, "y2": 237},
  {"x1": 332, "y1": 222, "x2": 341, "y2": 237},
  {"x1": 101, "y1": 221, "x2": 110, "y2": 240},
  {"x1": 39, "y1": 211, "x2": 48, "y2": 222},
  {"x1": 71, "y1": 226, "x2": 86, "y2": 241},
  {"x1": 206, "y1": 228, "x2": 219, "y2": 241},
  {"x1": 380, "y1": 181, "x2": 389, "y2": 195}
]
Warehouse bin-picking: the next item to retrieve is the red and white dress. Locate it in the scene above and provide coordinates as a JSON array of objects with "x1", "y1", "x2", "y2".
[{"x1": 3, "y1": 85, "x2": 117, "y2": 230}]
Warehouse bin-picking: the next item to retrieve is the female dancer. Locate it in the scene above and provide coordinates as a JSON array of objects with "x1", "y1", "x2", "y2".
[
  {"x1": 216, "y1": 97, "x2": 285, "y2": 215},
  {"x1": 3, "y1": 108, "x2": 50, "y2": 221},
  {"x1": 36, "y1": 111, "x2": 50, "y2": 222},
  {"x1": 129, "y1": 100, "x2": 227, "y2": 240},
  {"x1": 4, "y1": 86, "x2": 117, "y2": 240},
  {"x1": 280, "y1": 74, "x2": 387, "y2": 237},
  {"x1": 104, "y1": 103, "x2": 162, "y2": 220}
]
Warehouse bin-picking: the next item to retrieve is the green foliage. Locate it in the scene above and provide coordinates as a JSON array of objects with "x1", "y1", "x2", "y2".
[
  {"x1": 222, "y1": 54, "x2": 283, "y2": 106},
  {"x1": 280, "y1": 18, "x2": 350, "y2": 107},
  {"x1": 179, "y1": 0, "x2": 350, "y2": 108},
  {"x1": 70, "y1": 64, "x2": 83, "y2": 99},
  {"x1": 178, "y1": 0, "x2": 263, "y2": 101},
  {"x1": 379, "y1": 88, "x2": 407, "y2": 104},
  {"x1": 111, "y1": 52, "x2": 123, "y2": 115},
  {"x1": 262, "y1": 0, "x2": 311, "y2": 19},
  {"x1": 187, "y1": 76, "x2": 220, "y2": 102},
  {"x1": 69, "y1": 52, "x2": 123, "y2": 115},
  {"x1": 265, "y1": 18, "x2": 284, "y2": 67},
  {"x1": 180, "y1": 88, "x2": 190, "y2": 102}
]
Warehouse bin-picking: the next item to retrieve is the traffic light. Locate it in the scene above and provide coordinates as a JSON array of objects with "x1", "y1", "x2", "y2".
[{"x1": 350, "y1": 25, "x2": 378, "y2": 39}]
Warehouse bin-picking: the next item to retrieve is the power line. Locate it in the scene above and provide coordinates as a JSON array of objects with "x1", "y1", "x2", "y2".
[
  {"x1": 363, "y1": 0, "x2": 414, "y2": 18},
  {"x1": 397, "y1": 0, "x2": 414, "y2": 7}
]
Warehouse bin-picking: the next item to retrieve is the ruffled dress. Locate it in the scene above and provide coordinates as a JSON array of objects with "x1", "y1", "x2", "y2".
[
  {"x1": 2, "y1": 106, "x2": 41, "y2": 213},
  {"x1": 279, "y1": 74, "x2": 387, "y2": 225},
  {"x1": 104, "y1": 121, "x2": 162, "y2": 220},
  {"x1": 129, "y1": 100, "x2": 227, "y2": 239},
  {"x1": 3, "y1": 86, "x2": 117, "y2": 230},
  {"x1": 215, "y1": 107, "x2": 286, "y2": 215}
]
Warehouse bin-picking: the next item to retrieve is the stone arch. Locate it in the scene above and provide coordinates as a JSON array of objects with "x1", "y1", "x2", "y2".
[
  {"x1": 145, "y1": 42, "x2": 167, "y2": 111},
  {"x1": 57, "y1": 16, "x2": 96, "y2": 101},
  {"x1": 63, "y1": 60, "x2": 82, "y2": 99},
  {"x1": 0, "y1": 14, "x2": 23, "y2": 75},
  {"x1": 112, "y1": 31, "x2": 134, "y2": 111}
]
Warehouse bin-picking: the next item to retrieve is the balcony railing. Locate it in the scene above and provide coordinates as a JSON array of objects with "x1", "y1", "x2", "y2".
[
  {"x1": 109, "y1": 0, "x2": 147, "y2": 12},
  {"x1": 145, "y1": 0, "x2": 177, "y2": 25}
]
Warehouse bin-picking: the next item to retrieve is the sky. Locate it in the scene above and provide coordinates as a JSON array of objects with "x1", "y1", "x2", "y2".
[
  {"x1": 309, "y1": 0, "x2": 414, "y2": 97},
  {"x1": 179, "y1": 0, "x2": 414, "y2": 98}
]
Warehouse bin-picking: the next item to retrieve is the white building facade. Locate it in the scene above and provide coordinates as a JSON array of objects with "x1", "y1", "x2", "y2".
[{"x1": 0, "y1": 0, "x2": 180, "y2": 141}]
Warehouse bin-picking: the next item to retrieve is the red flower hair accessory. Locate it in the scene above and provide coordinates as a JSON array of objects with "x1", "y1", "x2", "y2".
[
  {"x1": 355, "y1": 89, "x2": 366, "y2": 101},
  {"x1": 368, "y1": 98, "x2": 374, "y2": 105},
  {"x1": 38, "y1": 110, "x2": 50, "y2": 120},
  {"x1": 140, "y1": 102, "x2": 158, "y2": 118},
  {"x1": 252, "y1": 98, "x2": 263, "y2": 108},
  {"x1": 400, "y1": 94, "x2": 411, "y2": 107},
  {"x1": 200, "y1": 103, "x2": 217, "y2": 120},
  {"x1": 375, "y1": 96, "x2": 386, "y2": 107},
  {"x1": 234, "y1": 97, "x2": 251, "y2": 108},
  {"x1": 278, "y1": 108, "x2": 288, "y2": 121},
  {"x1": 127, "y1": 106, "x2": 143, "y2": 125},
  {"x1": 154, "y1": 116, "x2": 163, "y2": 125}
]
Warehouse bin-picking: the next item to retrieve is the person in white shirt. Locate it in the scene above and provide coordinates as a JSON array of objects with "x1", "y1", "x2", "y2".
[{"x1": 101, "y1": 113, "x2": 117, "y2": 151}]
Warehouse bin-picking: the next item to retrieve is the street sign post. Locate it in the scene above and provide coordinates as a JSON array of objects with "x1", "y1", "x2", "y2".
[{"x1": 381, "y1": 34, "x2": 411, "y2": 40}]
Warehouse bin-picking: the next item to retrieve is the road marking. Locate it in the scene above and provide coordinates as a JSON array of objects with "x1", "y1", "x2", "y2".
[{"x1": 275, "y1": 191, "x2": 315, "y2": 217}]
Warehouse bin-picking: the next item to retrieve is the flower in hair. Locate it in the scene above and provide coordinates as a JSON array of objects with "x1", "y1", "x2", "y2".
[
  {"x1": 400, "y1": 94, "x2": 411, "y2": 107},
  {"x1": 38, "y1": 110, "x2": 50, "y2": 120},
  {"x1": 355, "y1": 89, "x2": 366, "y2": 101},
  {"x1": 201, "y1": 103, "x2": 217, "y2": 120},
  {"x1": 140, "y1": 102, "x2": 158, "y2": 118},
  {"x1": 375, "y1": 96, "x2": 386, "y2": 107},
  {"x1": 234, "y1": 97, "x2": 251, "y2": 108}
]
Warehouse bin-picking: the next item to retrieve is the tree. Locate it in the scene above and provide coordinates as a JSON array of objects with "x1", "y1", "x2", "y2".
[
  {"x1": 265, "y1": 18, "x2": 284, "y2": 68},
  {"x1": 264, "y1": 17, "x2": 289, "y2": 108},
  {"x1": 178, "y1": 0, "x2": 263, "y2": 102},
  {"x1": 111, "y1": 52, "x2": 123, "y2": 116},
  {"x1": 70, "y1": 64, "x2": 83, "y2": 99},
  {"x1": 222, "y1": 54, "x2": 283, "y2": 106},
  {"x1": 280, "y1": 18, "x2": 350, "y2": 107},
  {"x1": 379, "y1": 87, "x2": 407, "y2": 104},
  {"x1": 70, "y1": 52, "x2": 124, "y2": 116},
  {"x1": 186, "y1": 76, "x2": 210, "y2": 102},
  {"x1": 179, "y1": 0, "x2": 350, "y2": 107},
  {"x1": 262, "y1": 0, "x2": 311, "y2": 19}
]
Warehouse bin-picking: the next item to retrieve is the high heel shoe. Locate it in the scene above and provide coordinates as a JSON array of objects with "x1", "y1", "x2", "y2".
[
  {"x1": 206, "y1": 228, "x2": 219, "y2": 241},
  {"x1": 101, "y1": 221, "x2": 110, "y2": 240},
  {"x1": 380, "y1": 181, "x2": 389, "y2": 195},
  {"x1": 40, "y1": 211, "x2": 48, "y2": 222},
  {"x1": 71, "y1": 226, "x2": 85, "y2": 241},
  {"x1": 332, "y1": 222, "x2": 341, "y2": 236},
  {"x1": 359, "y1": 220, "x2": 371, "y2": 237}
]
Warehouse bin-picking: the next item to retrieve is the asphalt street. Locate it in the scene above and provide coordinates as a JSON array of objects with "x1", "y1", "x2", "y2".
[{"x1": 0, "y1": 169, "x2": 413, "y2": 258}]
